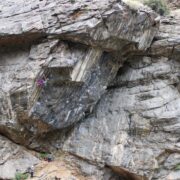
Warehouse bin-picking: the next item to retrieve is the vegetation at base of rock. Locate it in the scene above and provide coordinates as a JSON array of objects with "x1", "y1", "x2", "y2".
[
  {"x1": 175, "y1": 164, "x2": 180, "y2": 171},
  {"x1": 14, "y1": 173, "x2": 28, "y2": 180},
  {"x1": 144, "y1": 0, "x2": 169, "y2": 15},
  {"x1": 39, "y1": 152, "x2": 49, "y2": 160}
]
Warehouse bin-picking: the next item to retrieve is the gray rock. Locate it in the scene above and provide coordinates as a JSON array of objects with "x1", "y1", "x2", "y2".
[
  {"x1": 0, "y1": 0, "x2": 179, "y2": 179},
  {"x1": 150, "y1": 16, "x2": 180, "y2": 60},
  {"x1": 63, "y1": 56, "x2": 180, "y2": 179},
  {"x1": 0, "y1": 0, "x2": 158, "y2": 142},
  {"x1": 0, "y1": 135, "x2": 39, "y2": 179},
  {"x1": 0, "y1": 0, "x2": 158, "y2": 50}
]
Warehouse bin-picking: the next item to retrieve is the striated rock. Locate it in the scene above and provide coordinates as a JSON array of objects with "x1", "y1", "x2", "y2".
[
  {"x1": 29, "y1": 42, "x2": 120, "y2": 130},
  {"x1": 150, "y1": 16, "x2": 180, "y2": 60},
  {"x1": 63, "y1": 54, "x2": 180, "y2": 179},
  {"x1": 0, "y1": 0, "x2": 158, "y2": 146},
  {"x1": 0, "y1": 0, "x2": 157, "y2": 50},
  {"x1": 1, "y1": 0, "x2": 180, "y2": 179}
]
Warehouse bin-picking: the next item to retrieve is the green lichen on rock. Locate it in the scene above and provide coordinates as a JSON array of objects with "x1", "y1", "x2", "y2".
[
  {"x1": 14, "y1": 173, "x2": 28, "y2": 180},
  {"x1": 175, "y1": 164, "x2": 180, "y2": 171}
]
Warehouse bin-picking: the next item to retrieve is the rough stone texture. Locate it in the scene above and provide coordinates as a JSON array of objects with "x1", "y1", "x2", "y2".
[
  {"x1": 0, "y1": 0, "x2": 180, "y2": 180},
  {"x1": 63, "y1": 55, "x2": 180, "y2": 179},
  {"x1": 0, "y1": 0, "x2": 158, "y2": 144},
  {"x1": 0, "y1": 135, "x2": 39, "y2": 179},
  {"x1": 0, "y1": 0, "x2": 157, "y2": 50},
  {"x1": 149, "y1": 16, "x2": 180, "y2": 61},
  {"x1": 62, "y1": 14, "x2": 180, "y2": 180}
]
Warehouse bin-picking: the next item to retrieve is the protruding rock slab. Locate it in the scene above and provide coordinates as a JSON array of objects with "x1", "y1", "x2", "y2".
[
  {"x1": 0, "y1": 0, "x2": 158, "y2": 136},
  {"x1": 0, "y1": 0, "x2": 164, "y2": 179},
  {"x1": 0, "y1": 0, "x2": 158, "y2": 50}
]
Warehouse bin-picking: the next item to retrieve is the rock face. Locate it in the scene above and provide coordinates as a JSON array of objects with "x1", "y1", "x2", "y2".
[
  {"x1": 63, "y1": 56, "x2": 180, "y2": 179},
  {"x1": 0, "y1": 135, "x2": 39, "y2": 179},
  {"x1": 62, "y1": 12, "x2": 180, "y2": 180},
  {"x1": 0, "y1": 0, "x2": 157, "y2": 142},
  {"x1": 0, "y1": 0, "x2": 180, "y2": 179}
]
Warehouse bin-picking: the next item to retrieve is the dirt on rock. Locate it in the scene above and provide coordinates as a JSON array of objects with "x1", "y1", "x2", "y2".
[{"x1": 29, "y1": 159, "x2": 87, "y2": 180}]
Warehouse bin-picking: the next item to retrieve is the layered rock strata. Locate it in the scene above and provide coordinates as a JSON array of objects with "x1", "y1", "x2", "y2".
[{"x1": 0, "y1": 0, "x2": 180, "y2": 179}]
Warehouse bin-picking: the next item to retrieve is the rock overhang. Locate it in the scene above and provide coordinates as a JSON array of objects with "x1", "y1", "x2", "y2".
[{"x1": 0, "y1": 0, "x2": 159, "y2": 135}]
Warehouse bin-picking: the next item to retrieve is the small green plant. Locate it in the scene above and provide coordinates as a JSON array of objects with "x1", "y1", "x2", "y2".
[
  {"x1": 175, "y1": 164, "x2": 180, "y2": 171},
  {"x1": 39, "y1": 152, "x2": 49, "y2": 160},
  {"x1": 15, "y1": 172, "x2": 28, "y2": 180},
  {"x1": 144, "y1": 0, "x2": 169, "y2": 15}
]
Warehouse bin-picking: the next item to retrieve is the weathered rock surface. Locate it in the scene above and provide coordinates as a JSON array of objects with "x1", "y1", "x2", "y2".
[
  {"x1": 150, "y1": 16, "x2": 180, "y2": 60},
  {"x1": 0, "y1": 0, "x2": 180, "y2": 179},
  {"x1": 62, "y1": 13, "x2": 180, "y2": 179},
  {"x1": 0, "y1": 135, "x2": 39, "y2": 179},
  {"x1": 0, "y1": 0, "x2": 158, "y2": 144},
  {"x1": 63, "y1": 55, "x2": 180, "y2": 179},
  {"x1": 0, "y1": 0, "x2": 157, "y2": 50}
]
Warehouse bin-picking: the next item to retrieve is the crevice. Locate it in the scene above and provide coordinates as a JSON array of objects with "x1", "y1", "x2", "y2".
[
  {"x1": 0, "y1": 32, "x2": 46, "y2": 47},
  {"x1": 108, "y1": 166, "x2": 147, "y2": 180}
]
